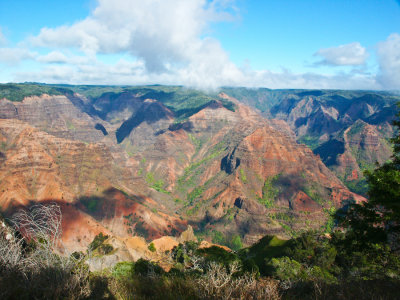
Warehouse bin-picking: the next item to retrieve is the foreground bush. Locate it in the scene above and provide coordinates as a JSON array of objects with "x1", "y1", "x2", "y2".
[
  {"x1": 1, "y1": 204, "x2": 399, "y2": 299},
  {"x1": 106, "y1": 260, "x2": 280, "y2": 300},
  {"x1": 0, "y1": 204, "x2": 90, "y2": 299}
]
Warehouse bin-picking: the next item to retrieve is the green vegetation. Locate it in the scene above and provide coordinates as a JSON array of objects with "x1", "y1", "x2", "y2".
[
  {"x1": 258, "y1": 174, "x2": 280, "y2": 208},
  {"x1": 176, "y1": 143, "x2": 226, "y2": 211},
  {"x1": 301, "y1": 181, "x2": 324, "y2": 205},
  {"x1": 3, "y1": 195, "x2": 400, "y2": 299},
  {"x1": 178, "y1": 141, "x2": 226, "y2": 189},
  {"x1": 88, "y1": 232, "x2": 114, "y2": 255},
  {"x1": 124, "y1": 213, "x2": 150, "y2": 237},
  {"x1": 0, "y1": 83, "x2": 236, "y2": 126},
  {"x1": 298, "y1": 134, "x2": 321, "y2": 150},
  {"x1": 0, "y1": 83, "x2": 67, "y2": 101},
  {"x1": 79, "y1": 195, "x2": 103, "y2": 213},
  {"x1": 145, "y1": 171, "x2": 170, "y2": 194},
  {"x1": 220, "y1": 87, "x2": 283, "y2": 112},
  {"x1": 239, "y1": 168, "x2": 247, "y2": 183},
  {"x1": 212, "y1": 231, "x2": 226, "y2": 245},
  {"x1": 188, "y1": 133, "x2": 202, "y2": 151},
  {"x1": 113, "y1": 85, "x2": 236, "y2": 122},
  {"x1": 187, "y1": 186, "x2": 205, "y2": 204},
  {"x1": 344, "y1": 178, "x2": 369, "y2": 195},
  {"x1": 112, "y1": 261, "x2": 135, "y2": 279},
  {"x1": 186, "y1": 203, "x2": 201, "y2": 216},
  {"x1": 230, "y1": 235, "x2": 243, "y2": 251},
  {"x1": 347, "y1": 119, "x2": 365, "y2": 136},
  {"x1": 2, "y1": 84, "x2": 400, "y2": 298},
  {"x1": 148, "y1": 242, "x2": 156, "y2": 252}
]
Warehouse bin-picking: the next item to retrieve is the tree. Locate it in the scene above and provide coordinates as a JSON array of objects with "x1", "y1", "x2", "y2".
[
  {"x1": 338, "y1": 104, "x2": 400, "y2": 241},
  {"x1": 362, "y1": 105, "x2": 400, "y2": 244},
  {"x1": 332, "y1": 104, "x2": 400, "y2": 278}
]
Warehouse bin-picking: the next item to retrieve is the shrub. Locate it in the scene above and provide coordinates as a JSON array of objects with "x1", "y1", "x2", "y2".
[
  {"x1": 148, "y1": 242, "x2": 156, "y2": 252},
  {"x1": 88, "y1": 232, "x2": 109, "y2": 252},
  {"x1": 0, "y1": 204, "x2": 90, "y2": 299},
  {"x1": 230, "y1": 235, "x2": 243, "y2": 251},
  {"x1": 98, "y1": 243, "x2": 114, "y2": 255},
  {"x1": 134, "y1": 258, "x2": 165, "y2": 276}
]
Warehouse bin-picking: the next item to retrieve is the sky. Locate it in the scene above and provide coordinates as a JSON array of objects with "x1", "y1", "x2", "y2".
[{"x1": 0, "y1": 0, "x2": 399, "y2": 90}]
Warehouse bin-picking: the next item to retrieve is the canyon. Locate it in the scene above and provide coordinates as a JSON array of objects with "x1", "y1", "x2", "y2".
[{"x1": 0, "y1": 84, "x2": 397, "y2": 252}]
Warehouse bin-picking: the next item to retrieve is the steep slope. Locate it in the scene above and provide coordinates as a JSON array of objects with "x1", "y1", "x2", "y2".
[
  {"x1": 0, "y1": 84, "x2": 364, "y2": 250},
  {"x1": 0, "y1": 118, "x2": 186, "y2": 251},
  {"x1": 223, "y1": 88, "x2": 398, "y2": 195},
  {"x1": 314, "y1": 120, "x2": 393, "y2": 194},
  {"x1": 108, "y1": 91, "x2": 362, "y2": 244}
]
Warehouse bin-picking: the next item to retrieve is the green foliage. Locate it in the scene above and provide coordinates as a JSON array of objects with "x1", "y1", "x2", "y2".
[
  {"x1": 98, "y1": 244, "x2": 114, "y2": 255},
  {"x1": 301, "y1": 182, "x2": 324, "y2": 205},
  {"x1": 271, "y1": 256, "x2": 302, "y2": 281},
  {"x1": 284, "y1": 231, "x2": 338, "y2": 273},
  {"x1": 348, "y1": 119, "x2": 366, "y2": 136},
  {"x1": 146, "y1": 172, "x2": 155, "y2": 183},
  {"x1": 196, "y1": 246, "x2": 240, "y2": 267},
  {"x1": 331, "y1": 103, "x2": 400, "y2": 280},
  {"x1": 220, "y1": 87, "x2": 283, "y2": 112},
  {"x1": 239, "y1": 168, "x2": 247, "y2": 183},
  {"x1": 211, "y1": 231, "x2": 226, "y2": 245},
  {"x1": 230, "y1": 235, "x2": 243, "y2": 251},
  {"x1": 134, "y1": 220, "x2": 149, "y2": 237},
  {"x1": 186, "y1": 203, "x2": 201, "y2": 216},
  {"x1": 272, "y1": 255, "x2": 337, "y2": 285},
  {"x1": 121, "y1": 86, "x2": 235, "y2": 122},
  {"x1": 89, "y1": 232, "x2": 109, "y2": 252},
  {"x1": 187, "y1": 186, "x2": 205, "y2": 204},
  {"x1": 171, "y1": 241, "x2": 200, "y2": 266},
  {"x1": 112, "y1": 261, "x2": 135, "y2": 279},
  {"x1": 364, "y1": 163, "x2": 400, "y2": 226},
  {"x1": 344, "y1": 178, "x2": 369, "y2": 195},
  {"x1": 239, "y1": 235, "x2": 289, "y2": 276},
  {"x1": 331, "y1": 230, "x2": 400, "y2": 279},
  {"x1": 188, "y1": 133, "x2": 202, "y2": 151},
  {"x1": 177, "y1": 142, "x2": 225, "y2": 190},
  {"x1": 134, "y1": 258, "x2": 165, "y2": 276},
  {"x1": 148, "y1": 242, "x2": 156, "y2": 252},
  {"x1": 137, "y1": 168, "x2": 143, "y2": 176},
  {"x1": 0, "y1": 83, "x2": 67, "y2": 101},
  {"x1": 146, "y1": 172, "x2": 169, "y2": 194},
  {"x1": 298, "y1": 134, "x2": 321, "y2": 150},
  {"x1": 79, "y1": 196, "x2": 103, "y2": 213},
  {"x1": 258, "y1": 175, "x2": 279, "y2": 208}
]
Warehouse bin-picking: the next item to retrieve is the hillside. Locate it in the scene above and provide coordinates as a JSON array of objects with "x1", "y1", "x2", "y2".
[
  {"x1": 0, "y1": 83, "x2": 366, "y2": 251},
  {"x1": 222, "y1": 88, "x2": 399, "y2": 195}
]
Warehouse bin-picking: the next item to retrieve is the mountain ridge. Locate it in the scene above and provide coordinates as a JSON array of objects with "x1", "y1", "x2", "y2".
[{"x1": 0, "y1": 83, "x2": 388, "y2": 251}]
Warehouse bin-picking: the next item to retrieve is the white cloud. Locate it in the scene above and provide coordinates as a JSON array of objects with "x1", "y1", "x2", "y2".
[
  {"x1": 8, "y1": 0, "x2": 392, "y2": 90},
  {"x1": 314, "y1": 42, "x2": 369, "y2": 66},
  {"x1": 0, "y1": 47, "x2": 36, "y2": 65},
  {"x1": 376, "y1": 33, "x2": 400, "y2": 89},
  {"x1": 237, "y1": 68, "x2": 379, "y2": 90},
  {"x1": 29, "y1": 0, "x2": 242, "y2": 89},
  {"x1": 36, "y1": 51, "x2": 68, "y2": 64},
  {"x1": 14, "y1": 54, "x2": 380, "y2": 91}
]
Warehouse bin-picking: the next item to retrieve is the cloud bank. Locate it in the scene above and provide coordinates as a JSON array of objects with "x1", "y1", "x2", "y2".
[
  {"x1": 27, "y1": 0, "x2": 242, "y2": 89},
  {"x1": 314, "y1": 42, "x2": 369, "y2": 66},
  {"x1": 0, "y1": 0, "x2": 399, "y2": 90},
  {"x1": 376, "y1": 33, "x2": 400, "y2": 89}
]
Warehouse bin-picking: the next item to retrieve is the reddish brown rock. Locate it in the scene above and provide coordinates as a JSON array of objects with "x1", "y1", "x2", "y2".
[{"x1": 0, "y1": 90, "x2": 367, "y2": 251}]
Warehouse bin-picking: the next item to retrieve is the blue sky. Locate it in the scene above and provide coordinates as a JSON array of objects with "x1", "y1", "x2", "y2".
[{"x1": 0, "y1": 0, "x2": 399, "y2": 90}]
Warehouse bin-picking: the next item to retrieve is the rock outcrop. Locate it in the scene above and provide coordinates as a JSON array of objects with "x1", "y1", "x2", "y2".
[{"x1": 0, "y1": 87, "x2": 371, "y2": 252}]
